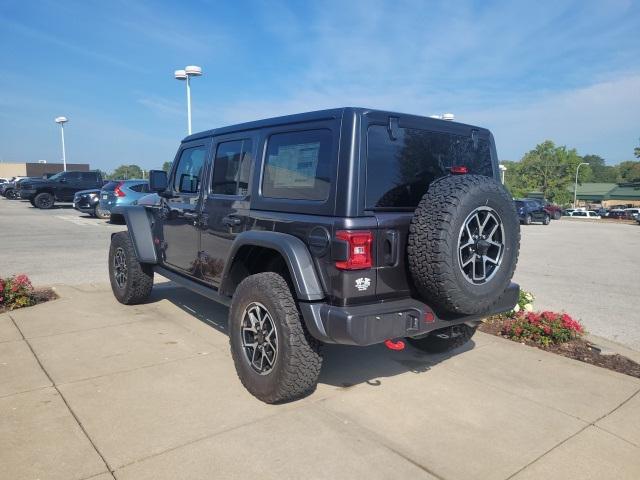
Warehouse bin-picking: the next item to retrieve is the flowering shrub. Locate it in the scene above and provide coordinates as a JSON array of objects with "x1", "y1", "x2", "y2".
[
  {"x1": 510, "y1": 289, "x2": 534, "y2": 315},
  {"x1": 502, "y1": 311, "x2": 584, "y2": 347},
  {"x1": 0, "y1": 274, "x2": 36, "y2": 310}
]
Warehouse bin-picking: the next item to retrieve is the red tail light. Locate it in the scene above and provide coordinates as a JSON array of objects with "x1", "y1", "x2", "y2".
[
  {"x1": 114, "y1": 181, "x2": 126, "y2": 197},
  {"x1": 335, "y1": 230, "x2": 373, "y2": 270},
  {"x1": 450, "y1": 165, "x2": 468, "y2": 174}
]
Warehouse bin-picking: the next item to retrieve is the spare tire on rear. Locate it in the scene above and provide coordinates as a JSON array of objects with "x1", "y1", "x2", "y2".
[{"x1": 408, "y1": 175, "x2": 519, "y2": 315}]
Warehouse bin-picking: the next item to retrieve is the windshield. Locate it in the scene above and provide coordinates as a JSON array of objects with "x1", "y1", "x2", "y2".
[{"x1": 48, "y1": 172, "x2": 66, "y2": 181}]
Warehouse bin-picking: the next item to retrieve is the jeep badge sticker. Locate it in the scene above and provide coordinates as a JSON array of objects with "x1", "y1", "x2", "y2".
[{"x1": 355, "y1": 277, "x2": 371, "y2": 292}]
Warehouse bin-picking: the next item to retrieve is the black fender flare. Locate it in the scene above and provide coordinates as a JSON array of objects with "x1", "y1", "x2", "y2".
[
  {"x1": 116, "y1": 206, "x2": 157, "y2": 264},
  {"x1": 220, "y1": 231, "x2": 325, "y2": 302}
]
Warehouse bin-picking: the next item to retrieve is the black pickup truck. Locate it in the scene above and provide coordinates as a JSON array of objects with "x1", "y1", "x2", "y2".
[{"x1": 18, "y1": 171, "x2": 105, "y2": 209}]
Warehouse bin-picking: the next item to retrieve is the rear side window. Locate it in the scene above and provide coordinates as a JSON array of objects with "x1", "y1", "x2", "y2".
[
  {"x1": 211, "y1": 139, "x2": 252, "y2": 196},
  {"x1": 262, "y1": 129, "x2": 332, "y2": 201},
  {"x1": 102, "y1": 182, "x2": 118, "y2": 191},
  {"x1": 366, "y1": 125, "x2": 493, "y2": 209},
  {"x1": 173, "y1": 146, "x2": 207, "y2": 194},
  {"x1": 80, "y1": 172, "x2": 97, "y2": 181},
  {"x1": 129, "y1": 183, "x2": 149, "y2": 193}
]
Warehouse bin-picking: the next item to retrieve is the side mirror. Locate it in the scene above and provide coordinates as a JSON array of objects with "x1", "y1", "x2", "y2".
[{"x1": 149, "y1": 170, "x2": 168, "y2": 192}]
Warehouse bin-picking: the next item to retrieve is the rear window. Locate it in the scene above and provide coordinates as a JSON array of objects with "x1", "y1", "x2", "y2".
[
  {"x1": 366, "y1": 125, "x2": 493, "y2": 209},
  {"x1": 129, "y1": 183, "x2": 149, "y2": 193},
  {"x1": 262, "y1": 129, "x2": 332, "y2": 201}
]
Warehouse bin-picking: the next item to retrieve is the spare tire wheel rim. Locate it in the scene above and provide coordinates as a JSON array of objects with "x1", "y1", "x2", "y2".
[
  {"x1": 458, "y1": 206, "x2": 505, "y2": 284},
  {"x1": 241, "y1": 302, "x2": 278, "y2": 375}
]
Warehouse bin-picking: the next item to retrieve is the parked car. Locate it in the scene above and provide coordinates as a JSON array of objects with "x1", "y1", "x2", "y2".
[
  {"x1": 106, "y1": 107, "x2": 521, "y2": 403},
  {"x1": 606, "y1": 209, "x2": 627, "y2": 219},
  {"x1": 73, "y1": 189, "x2": 102, "y2": 217},
  {"x1": 624, "y1": 208, "x2": 640, "y2": 219},
  {"x1": 515, "y1": 199, "x2": 550, "y2": 225},
  {"x1": 563, "y1": 208, "x2": 575, "y2": 216},
  {"x1": 570, "y1": 211, "x2": 601, "y2": 219},
  {"x1": 525, "y1": 198, "x2": 562, "y2": 220},
  {"x1": 0, "y1": 178, "x2": 8, "y2": 184},
  {"x1": 98, "y1": 179, "x2": 149, "y2": 223},
  {"x1": 17, "y1": 170, "x2": 105, "y2": 209},
  {"x1": 0, "y1": 176, "x2": 31, "y2": 199}
]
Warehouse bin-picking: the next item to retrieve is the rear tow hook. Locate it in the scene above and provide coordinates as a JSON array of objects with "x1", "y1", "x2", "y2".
[{"x1": 384, "y1": 339, "x2": 405, "y2": 351}]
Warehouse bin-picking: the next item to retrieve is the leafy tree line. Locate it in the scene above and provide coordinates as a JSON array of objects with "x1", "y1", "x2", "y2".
[
  {"x1": 502, "y1": 139, "x2": 640, "y2": 205},
  {"x1": 95, "y1": 161, "x2": 172, "y2": 181}
]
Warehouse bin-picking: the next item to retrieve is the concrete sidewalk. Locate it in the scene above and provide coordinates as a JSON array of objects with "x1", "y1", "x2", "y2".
[{"x1": 1, "y1": 284, "x2": 639, "y2": 480}]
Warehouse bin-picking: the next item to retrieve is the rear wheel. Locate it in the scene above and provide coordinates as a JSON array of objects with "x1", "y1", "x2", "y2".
[
  {"x1": 5, "y1": 189, "x2": 16, "y2": 199},
  {"x1": 553, "y1": 210, "x2": 561, "y2": 220},
  {"x1": 407, "y1": 324, "x2": 477, "y2": 353},
  {"x1": 524, "y1": 214, "x2": 532, "y2": 225},
  {"x1": 34, "y1": 192, "x2": 54, "y2": 209},
  {"x1": 108, "y1": 232, "x2": 154, "y2": 304},
  {"x1": 95, "y1": 207, "x2": 110, "y2": 220},
  {"x1": 229, "y1": 272, "x2": 322, "y2": 403}
]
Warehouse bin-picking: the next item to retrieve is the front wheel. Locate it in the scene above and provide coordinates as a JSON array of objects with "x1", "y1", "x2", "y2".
[
  {"x1": 34, "y1": 192, "x2": 54, "y2": 209},
  {"x1": 524, "y1": 214, "x2": 532, "y2": 225},
  {"x1": 229, "y1": 272, "x2": 322, "y2": 403},
  {"x1": 5, "y1": 189, "x2": 16, "y2": 199},
  {"x1": 407, "y1": 324, "x2": 477, "y2": 353},
  {"x1": 108, "y1": 231, "x2": 154, "y2": 304},
  {"x1": 543, "y1": 215, "x2": 550, "y2": 225},
  {"x1": 553, "y1": 211, "x2": 561, "y2": 220}
]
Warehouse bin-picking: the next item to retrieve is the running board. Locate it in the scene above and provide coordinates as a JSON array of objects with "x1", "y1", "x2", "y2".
[{"x1": 154, "y1": 266, "x2": 231, "y2": 307}]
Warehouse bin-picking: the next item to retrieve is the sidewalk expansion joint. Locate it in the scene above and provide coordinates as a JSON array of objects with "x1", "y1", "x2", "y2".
[
  {"x1": 9, "y1": 313, "x2": 116, "y2": 477},
  {"x1": 505, "y1": 386, "x2": 640, "y2": 479}
]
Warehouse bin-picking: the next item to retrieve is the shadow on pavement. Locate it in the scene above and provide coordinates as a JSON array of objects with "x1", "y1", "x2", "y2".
[{"x1": 147, "y1": 282, "x2": 475, "y2": 390}]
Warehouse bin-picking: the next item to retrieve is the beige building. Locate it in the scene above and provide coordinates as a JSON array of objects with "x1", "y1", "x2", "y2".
[{"x1": 0, "y1": 162, "x2": 90, "y2": 179}]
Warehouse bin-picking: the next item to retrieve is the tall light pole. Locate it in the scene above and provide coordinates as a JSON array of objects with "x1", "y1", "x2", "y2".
[
  {"x1": 573, "y1": 162, "x2": 589, "y2": 208},
  {"x1": 54, "y1": 116, "x2": 68, "y2": 171},
  {"x1": 174, "y1": 65, "x2": 203, "y2": 135}
]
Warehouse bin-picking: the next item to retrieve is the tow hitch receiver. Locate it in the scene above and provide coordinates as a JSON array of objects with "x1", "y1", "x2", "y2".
[{"x1": 384, "y1": 339, "x2": 405, "y2": 351}]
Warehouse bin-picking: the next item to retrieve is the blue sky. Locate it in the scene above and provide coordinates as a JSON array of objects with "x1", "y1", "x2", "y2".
[{"x1": 1, "y1": 0, "x2": 639, "y2": 171}]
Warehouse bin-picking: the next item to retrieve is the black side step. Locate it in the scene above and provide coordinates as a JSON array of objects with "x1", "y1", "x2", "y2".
[{"x1": 154, "y1": 266, "x2": 231, "y2": 307}]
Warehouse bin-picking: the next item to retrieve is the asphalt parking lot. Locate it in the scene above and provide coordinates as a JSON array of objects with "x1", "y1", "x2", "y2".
[{"x1": 0, "y1": 198, "x2": 638, "y2": 350}]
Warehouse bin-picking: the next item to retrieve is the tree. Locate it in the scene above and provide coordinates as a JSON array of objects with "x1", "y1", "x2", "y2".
[
  {"x1": 581, "y1": 154, "x2": 618, "y2": 183},
  {"x1": 519, "y1": 141, "x2": 583, "y2": 204},
  {"x1": 617, "y1": 161, "x2": 640, "y2": 182},
  {"x1": 162, "y1": 161, "x2": 172, "y2": 172},
  {"x1": 110, "y1": 164, "x2": 143, "y2": 180},
  {"x1": 635, "y1": 138, "x2": 640, "y2": 158}
]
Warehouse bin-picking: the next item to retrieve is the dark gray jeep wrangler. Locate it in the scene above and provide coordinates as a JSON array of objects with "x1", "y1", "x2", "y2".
[{"x1": 108, "y1": 107, "x2": 520, "y2": 403}]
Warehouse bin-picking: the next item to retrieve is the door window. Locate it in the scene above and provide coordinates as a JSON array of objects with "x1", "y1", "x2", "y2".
[
  {"x1": 211, "y1": 139, "x2": 253, "y2": 196},
  {"x1": 173, "y1": 146, "x2": 207, "y2": 194}
]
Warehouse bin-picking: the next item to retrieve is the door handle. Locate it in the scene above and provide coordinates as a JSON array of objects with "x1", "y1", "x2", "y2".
[{"x1": 222, "y1": 215, "x2": 241, "y2": 227}]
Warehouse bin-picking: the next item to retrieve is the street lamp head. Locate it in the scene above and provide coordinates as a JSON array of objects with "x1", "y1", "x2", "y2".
[
  {"x1": 55, "y1": 116, "x2": 68, "y2": 124},
  {"x1": 185, "y1": 65, "x2": 203, "y2": 76},
  {"x1": 174, "y1": 69, "x2": 187, "y2": 80}
]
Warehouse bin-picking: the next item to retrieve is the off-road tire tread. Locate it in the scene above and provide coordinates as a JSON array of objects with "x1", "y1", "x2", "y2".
[
  {"x1": 407, "y1": 175, "x2": 520, "y2": 314},
  {"x1": 229, "y1": 272, "x2": 322, "y2": 403},
  {"x1": 407, "y1": 325, "x2": 477, "y2": 353},
  {"x1": 109, "y1": 231, "x2": 154, "y2": 305}
]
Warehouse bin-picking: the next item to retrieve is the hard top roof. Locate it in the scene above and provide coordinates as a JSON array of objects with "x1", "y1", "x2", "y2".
[{"x1": 182, "y1": 107, "x2": 487, "y2": 142}]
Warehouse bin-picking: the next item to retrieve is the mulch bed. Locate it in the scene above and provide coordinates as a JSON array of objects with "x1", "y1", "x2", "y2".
[
  {"x1": 0, "y1": 287, "x2": 58, "y2": 314},
  {"x1": 480, "y1": 317, "x2": 640, "y2": 379}
]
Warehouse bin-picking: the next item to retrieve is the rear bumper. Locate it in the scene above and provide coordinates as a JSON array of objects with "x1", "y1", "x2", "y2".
[{"x1": 299, "y1": 283, "x2": 520, "y2": 346}]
